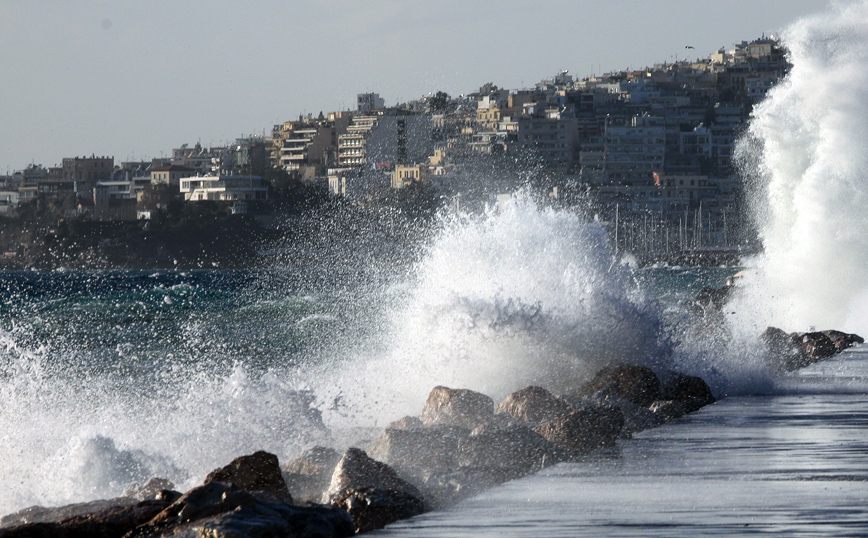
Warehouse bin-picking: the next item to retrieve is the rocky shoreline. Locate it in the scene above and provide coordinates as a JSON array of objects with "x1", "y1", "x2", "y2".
[{"x1": 0, "y1": 329, "x2": 860, "y2": 537}]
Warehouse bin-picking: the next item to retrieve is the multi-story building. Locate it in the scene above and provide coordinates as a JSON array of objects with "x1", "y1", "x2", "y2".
[
  {"x1": 37, "y1": 155, "x2": 114, "y2": 194},
  {"x1": 92, "y1": 182, "x2": 137, "y2": 221},
  {"x1": 357, "y1": 93, "x2": 385, "y2": 114},
  {"x1": 180, "y1": 175, "x2": 268, "y2": 203},
  {"x1": 391, "y1": 164, "x2": 430, "y2": 189},
  {"x1": 0, "y1": 190, "x2": 20, "y2": 215},
  {"x1": 365, "y1": 112, "x2": 434, "y2": 167},
  {"x1": 150, "y1": 165, "x2": 197, "y2": 186},
  {"x1": 514, "y1": 109, "x2": 579, "y2": 163},
  {"x1": 172, "y1": 143, "x2": 227, "y2": 176},
  {"x1": 337, "y1": 115, "x2": 379, "y2": 167},
  {"x1": 273, "y1": 112, "x2": 351, "y2": 180},
  {"x1": 602, "y1": 115, "x2": 666, "y2": 186}
]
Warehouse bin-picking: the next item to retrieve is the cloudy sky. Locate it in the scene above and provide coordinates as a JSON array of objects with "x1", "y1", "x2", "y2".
[{"x1": 0, "y1": 0, "x2": 832, "y2": 171}]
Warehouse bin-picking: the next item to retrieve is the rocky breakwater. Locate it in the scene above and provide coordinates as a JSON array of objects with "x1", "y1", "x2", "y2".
[
  {"x1": 354, "y1": 365, "x2": 716, "y2": 523},
  {"x1": 0, "y1": 365, "x2": 718, "y2": 537},
  {"x1": 762, "y1": 326, "x2": 864, "y2": 371},
  {"x1": 692, "y1": 281, "x2": 864, "y2": 371},
  {"x1": 0, "y1": 451, "x2": 354, "y2": 538}
]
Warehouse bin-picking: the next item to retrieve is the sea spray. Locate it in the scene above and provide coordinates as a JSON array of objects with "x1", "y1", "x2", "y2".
[
  {"x1": 313, "y1": 194, "x2": 672, "y2": 428},
  {"x1": 0, "y1": 342, "x2": 329, "y2": 513},
  {"x1": 0, "y1": 196, "x2": 740, "y2": 516},
  {"x1": 734, "y1": 0, "x2": 868, "y2": 335},
  {"x1": 0, "y1": 194, "x2": 801, "y2": 516}
]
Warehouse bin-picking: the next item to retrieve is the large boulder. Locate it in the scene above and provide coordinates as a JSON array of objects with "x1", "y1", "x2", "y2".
[
  {"x1": 367, "y1": 425, "x2": 469, "y2": 471},
  {"x1": 333, "y1": 486, "x2": 425, "y2": 534},
  {"x1": 420, "y1": 386, "x2": 494, "y2": 429},
  {"x1": 457, "y1": 424, "x2": 564, "y2": 475},
  {"x1": 177, "y1": 501, "x2": 353, "y2": 538},
  {"x1": 763, "y1": 327, "x2": 863, "y2": 371},
  {"x1": 141, "y1": 481, "x2": 261, "y2": 530},
  {"x1": 323, "y1": 448, "x2": 423, "y2": 506},
  {"x1": 659, "y1": 372, "x2": 716, "y2": 413},
  {"x1": 132, "y1": 481, "x2": 353, "y2": 538},
  {"x1": 579, "y1": 365, "x2": 662, "y2": 407},
  {"x1": 534, "y1": 405, "x2": 625, "y2": 457},
  {"x1": 822, "y1": 330, "x2": 864, "y2": 352},
  {"x1": 283, "y1": 446, "x2": 341, "y2": 477},
  {"x1": 495, "y1": 386, "x2": 576, "y2": 425},
  {"x1": 660, "y1": 372, "x2": 714, "y2": 403},
  {"x1": 0, "y1": 498, "x2": 139, "y2": 528},
  {"x1": 649, "y1": 399, "x2": 695, "y2": 420},
  {"x1": 0, "y1": 499, "x2": 171, "y2": 537},
  {"x1": 282, "y1": 446, "x2": 342, "y2": 504},
  {"x1": 797, "y1": 331, "x2": 837, "y2": 362},
  {"x1": 397, "y1": 466, "x2": 517, "y2": 511},
  {"x1": 203, "y1": 450, "x2": 293, "y2": 504},
  {"x1": 386, "y1": 416, "x2": 425, "y2": 430},
  {"x1": 580, "y1": 389, "x2": 666, "y2": 435},
  {"x1": 324, "y1": 448, "x2": 426, "y2": 534},
  {"x1": 761, "y1": 326, "x2": 804, "y2": 370}
]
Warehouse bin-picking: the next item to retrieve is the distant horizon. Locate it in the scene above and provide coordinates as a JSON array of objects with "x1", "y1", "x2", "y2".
[{"x1": 0, "y1": 0, "x2": 833, "y2": 171}]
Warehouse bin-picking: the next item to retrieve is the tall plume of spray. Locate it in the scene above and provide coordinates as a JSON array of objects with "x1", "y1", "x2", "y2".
[
  {"x1": 313, "y1": 195, "x2": 668, "y2": 427},
  {"x1": 735, "y1": 1, "x2": 868, "y2": 335}
]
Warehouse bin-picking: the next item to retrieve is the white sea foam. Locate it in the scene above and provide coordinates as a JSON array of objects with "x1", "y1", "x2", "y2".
[
  {"x1": 0, "y1": 337, "x2": 328, "y2": 514},
  {"x1": 313, "y1": 194, "x2": 671, "y2": 427},
  {"x1": 733, "y1": 1, "x2": 868, "y2": 335}
]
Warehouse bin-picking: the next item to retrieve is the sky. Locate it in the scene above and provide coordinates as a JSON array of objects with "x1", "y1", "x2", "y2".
[{"x1": 0, "y1": 0, "x2": 834, "y2": 171}]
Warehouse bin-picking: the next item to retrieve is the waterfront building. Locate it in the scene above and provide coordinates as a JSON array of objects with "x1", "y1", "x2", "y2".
[
  {"x1": 391, "y1": 164, "x2": 429, "y2": 189},
  {"x1": 179, "y1": 174, "x2": 268, "y2": 203},
  {"x1": 36, "y1": 155, "x2": 114, "y2": 194},
  {"x1": 514, "y1": 109, "x2": 579, "y2": 163},
  {"x1": 150, "y1": 165, "x2": 197, "y2": 186}
]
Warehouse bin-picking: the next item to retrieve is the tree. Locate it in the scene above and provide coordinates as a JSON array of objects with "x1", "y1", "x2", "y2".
[{"x1": 429, "y1": 91, "x2": 451, "y2": 112}]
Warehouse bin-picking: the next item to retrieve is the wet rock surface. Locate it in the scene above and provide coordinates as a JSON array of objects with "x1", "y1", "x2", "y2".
[
  {"x1": 458, "y1": 424, "x2": 564, "y2": 474},
  {"x1": 420, "y1": 386, "x2": 495, "y2": 428},
  {"x1": 203, "y1": 450, "x2": 293, "y2": 504},
  {"x1": 579, "y1": 365, "x2": 663, "y2": 407},
  {"x1": 0, "y1": 498, "x2": 140, "y2": 529},
  {"x1": 396, "y1": 465, "x2": 516, "y2": 511},
  {"x1": 367, "y1": 425, "x2": 469, "y2": 471},
  {"x1": 130, "y1": 481, "x2": 353, "y2": 538},
  {"x1": 763, "y1": 326, "x2": 863, "y2": 370},
  {"x1": 282, "y1": 446, "x2": 342, "y2": 503},
  {"x1": 693, "y1": 284, "x2": 734, "y2": 312},
  {"x1": 495, "y1": 385, "x2": 576, "y2": 425},
  {"x1": 333, "y1": 486, "x2": 425, "y2": 535},
  {"x1": 822, "y1": 330, "x2": 864, "y2": 352},
  {"x1": 324, "y1": 448, "x2": 424, "y2": 506},
  {"x1": 324, "y1": 448, "x2": 426, "y2": 533},
  {"x1": 535, "y1": 405, "x2": 625, "y2": 457},
  {"x1": 0, "y1": 499, "x2": 172, "y2": 538},
  {"x1": 582, "y1": 388, "x2": 666, "y2": 435}
]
